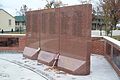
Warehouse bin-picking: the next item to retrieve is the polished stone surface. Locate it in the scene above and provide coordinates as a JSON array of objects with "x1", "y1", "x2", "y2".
[{"x1": 26, "y1": 4, "x2": 92, "y2": 75}]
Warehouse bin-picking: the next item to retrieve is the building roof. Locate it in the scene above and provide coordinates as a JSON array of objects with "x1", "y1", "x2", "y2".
[
  {"x1": 15, "y1": 16, "x2": 25, "y2": 22},
  {"x1": 0, "y1": 9, "x2": 14, "y2": 18}
]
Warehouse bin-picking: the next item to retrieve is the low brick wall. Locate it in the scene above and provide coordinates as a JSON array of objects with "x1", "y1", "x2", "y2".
[
  {"x1": 92, "y1": 36, "x2": 120, "y2": 77},
  {"x1": 103, "y1": 36, "x2": 120, "y2": 76},
  {"x1": 0, "y1": 34, "x2": 26, "y2": 52},
  {"x1": 91, "y1": 37, "x2": 105, "y2": 55}
]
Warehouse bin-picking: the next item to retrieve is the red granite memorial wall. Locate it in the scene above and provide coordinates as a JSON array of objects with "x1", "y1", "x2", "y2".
[
  {"x1": 26, "y1": 4, "x2": 92, "y2": 75},
  {"x1": 26, "y1": 11, "x2": 40, "y2": 49},
  {"x1": 40, "y1": 9, "x2": 59, "y2": 53},
  {"x1": 58, "y1": 5, "x2": 92, "y2": 75},
  {"x1": 37, "y1": 9, "x2": 60, "y2": 66}
]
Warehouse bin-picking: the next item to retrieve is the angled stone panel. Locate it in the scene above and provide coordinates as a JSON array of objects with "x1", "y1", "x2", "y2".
[
  {"x1": 23, "y1": 47, "x2": 40, "y2": 60},
  {"x1": 38, "y1": 51, "x2": 57, "y2": 66}
]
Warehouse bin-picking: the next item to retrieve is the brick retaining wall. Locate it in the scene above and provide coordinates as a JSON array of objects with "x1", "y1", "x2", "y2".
[
  {"x1": 0, "y1": 35, "x2": 108, "y2": 55},
  {"x1": 92, "y1": 36, "x2": 120, "y2": 76},
  {"x1": 91, "y1": 37, "x2": 105, "y2": 55},
  {"x1": 0, "y1": 34, "x2": 26, "y2": 52}
]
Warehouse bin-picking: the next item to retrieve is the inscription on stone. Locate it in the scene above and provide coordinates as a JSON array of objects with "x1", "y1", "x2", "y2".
[
  {"x1": 32, "y1": 14, "x2": 37, "y2": 32},
  {"x1": 49, "y1": 12, "x2": 56, "y2": 34},
  {"x1": 61, "y1": 12, "x2": 70, "y2": 35},
  {"x1": 72, "y1": 11, "x2": 82, "y2": 37},
  {"x1": 42, "y1": 13, "x2": 47, "y2": 33}
]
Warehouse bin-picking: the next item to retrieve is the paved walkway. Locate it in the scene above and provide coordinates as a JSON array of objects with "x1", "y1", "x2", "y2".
[
  {"x1": 0, "y1": 53, "x2": 119, "y2": 80},
  {"x1": 0, "y1": 59, "x2": 47, "y2": 80}
]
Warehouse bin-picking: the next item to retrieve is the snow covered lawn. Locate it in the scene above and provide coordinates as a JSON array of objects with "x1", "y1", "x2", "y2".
[{"x1": 0, "y1": 52, "x2": 119, "y2": 80}]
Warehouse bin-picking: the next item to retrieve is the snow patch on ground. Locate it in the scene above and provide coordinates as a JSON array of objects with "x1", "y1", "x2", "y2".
[{"x1": 0, "y1": 53, "x2": 119, "y2": 80}]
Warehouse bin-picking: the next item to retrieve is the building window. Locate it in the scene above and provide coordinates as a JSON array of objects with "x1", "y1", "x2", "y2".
[
  {"x1": 15, "y1": 22, "x2": 17, "y2": 25},
  {"x1": 17, "y1": 22, "x2": 19, "y2": 25},
  {"x1": 15, "y1": 22, "x2": 19, "y2": 25},
  {"x1": 18, "y1": 22, "x2": 19, "y2": 25},
  {"x1": 9, "y1": 19, "x2": 11, "y2": 25},
  {"x1": 22, "y1": 22, "x2": 25, "y2": 25}
]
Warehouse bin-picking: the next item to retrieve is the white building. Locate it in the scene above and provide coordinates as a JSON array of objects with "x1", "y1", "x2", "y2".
[
  {"x1": 0, "y1": 9, "x2": 15, "y2": 32},
  {"x1": 15, "y1": 16, "x2": 26, "y2": 32}
]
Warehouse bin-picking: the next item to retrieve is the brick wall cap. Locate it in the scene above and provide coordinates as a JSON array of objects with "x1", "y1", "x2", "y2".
[
  {"x1": 0, "y1": 34, "x2": 26, "y2": 37},
  {"x1": 103, "y1": 36, "x2": 120, "y2": 47}
]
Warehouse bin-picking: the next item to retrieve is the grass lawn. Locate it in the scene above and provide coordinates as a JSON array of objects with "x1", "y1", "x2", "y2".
[{"x1": 112, "y1": 35, "x2": 120, "y2": 41}]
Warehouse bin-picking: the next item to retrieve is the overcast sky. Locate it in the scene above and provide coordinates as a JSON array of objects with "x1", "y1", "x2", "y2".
[{"x1": 0, "y1": 0, "x2": 99, "y2": 16}]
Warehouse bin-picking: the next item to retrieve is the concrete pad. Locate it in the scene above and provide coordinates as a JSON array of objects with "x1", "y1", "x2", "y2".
[
  {"x1": 0, "y1": 59, "x2": 47, "y2": 80},
  {"x1": 0, "y1": 53, "x2": 119, "y2": 80}
]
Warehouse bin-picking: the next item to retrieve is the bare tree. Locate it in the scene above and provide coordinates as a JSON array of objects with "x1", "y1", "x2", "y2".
[
  {"x1": 78, "y1": 0, "x2": 91, "y2": 4},
  {"x1": 99, "y1": 0, "x2": 120, "y2": 36},
  {"x1": 20, "y1": 5, "x2": 28, "y2": 16},
  {"x1": 45, "y1": 0, "x2": 54, "y2": 9},
  {"x1": 44, "y1": 0, "x2": 66, "y2": 9},
  {"x1": 53, "y1": 0, "x2": 63, "y2": 8},
  {"x1": 92, "y1": 7, "x2": 96, "y2": 21}
]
